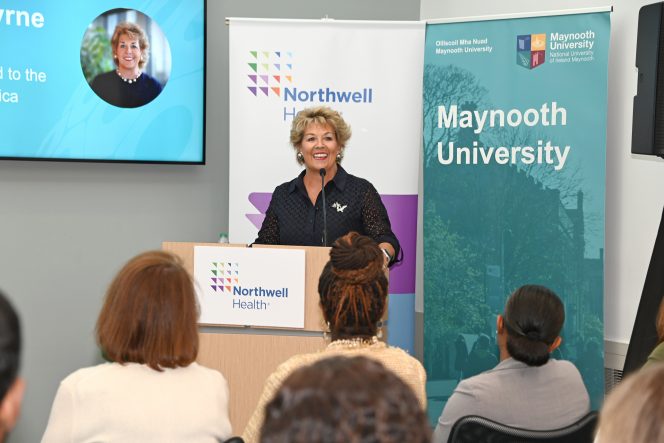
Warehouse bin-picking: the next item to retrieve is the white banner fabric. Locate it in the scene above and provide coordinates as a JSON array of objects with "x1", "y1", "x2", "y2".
[{"x1": 228, "y1": 18, "x2": 425, "y2": 243}]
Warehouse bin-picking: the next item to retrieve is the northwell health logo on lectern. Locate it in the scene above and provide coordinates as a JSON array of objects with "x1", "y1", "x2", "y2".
[
  {"x1": 194, "y1": 246, "x2": 305, "y2": 328},
  {"x1": 516, "y1": 33, "x2": 546, "y2": 69},
  {"x1": 209, "y1": 262, "x2": 239, "y2": 293}
]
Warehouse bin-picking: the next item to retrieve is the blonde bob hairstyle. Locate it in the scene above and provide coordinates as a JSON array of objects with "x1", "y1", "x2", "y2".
[
  {"x1": 111, "y1": 22, "x2": 150, "y2": 69},
  {"x1": 290, "y1": 106, "x2": 352, "y2": 165},
  {"x1": 96, "y1": 250, "x2": 199, "y2": 371},
  {"x1": 596, "y1": 364, "x2": 664, "y2": 443}
]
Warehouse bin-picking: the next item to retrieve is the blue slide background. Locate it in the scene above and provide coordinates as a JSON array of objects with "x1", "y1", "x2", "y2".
[{"x1": 0, "y1": 0, "x2": 204, "y2": 162}]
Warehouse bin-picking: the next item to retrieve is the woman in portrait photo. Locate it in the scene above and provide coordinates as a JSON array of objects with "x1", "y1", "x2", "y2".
[{"x1": 90, "y1": 21, "x2": 163, "y2": 108}]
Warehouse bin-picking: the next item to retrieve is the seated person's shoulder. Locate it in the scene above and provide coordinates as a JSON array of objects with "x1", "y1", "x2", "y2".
[
  {"x1": 189, "y1": 362, "x2": 228, "y2": 383},
  {"x1": 548, "y1": 358, "x2": 584, "y2": 375}
]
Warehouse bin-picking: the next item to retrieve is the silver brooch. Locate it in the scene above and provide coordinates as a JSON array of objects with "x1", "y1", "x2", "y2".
[{"x1": 332, "y1": 202, "x2": 347, "y2": 213}]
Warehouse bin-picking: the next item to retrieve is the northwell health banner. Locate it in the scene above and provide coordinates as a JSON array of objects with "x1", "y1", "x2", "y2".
[
  {"x1": 423, "y1": 11, "x2": 610, "y2": 421},
  {"x1": 228, "y1": 19, "x2": 425, "y2": 351}
]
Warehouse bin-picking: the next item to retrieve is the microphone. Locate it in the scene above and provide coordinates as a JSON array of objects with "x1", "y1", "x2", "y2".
[{"x1": 320, "y1": 168, "x2": 328, "y2": 246}]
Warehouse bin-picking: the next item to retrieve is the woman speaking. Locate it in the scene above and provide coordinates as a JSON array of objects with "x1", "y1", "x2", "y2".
[{"x1": 254, "y1": 106, "x2": 400, "y2": 267}]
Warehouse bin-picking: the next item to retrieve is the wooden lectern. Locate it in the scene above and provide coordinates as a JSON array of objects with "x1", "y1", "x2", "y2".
[{"x1": 162, "y1": 242, "x2": 329, "y2": 433}]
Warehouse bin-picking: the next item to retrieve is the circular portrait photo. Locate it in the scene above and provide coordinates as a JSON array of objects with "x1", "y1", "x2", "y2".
[{"x1": 81, "y1": 9, "x2": 171, "y2": 108}]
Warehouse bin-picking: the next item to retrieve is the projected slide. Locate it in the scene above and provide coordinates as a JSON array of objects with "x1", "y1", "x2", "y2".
[{"x1": 0, "y1": 1, "x2": 205, "y2": 163}]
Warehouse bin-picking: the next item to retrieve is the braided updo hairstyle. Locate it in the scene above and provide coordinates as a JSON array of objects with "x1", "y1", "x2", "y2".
[
  {"x1": 318, "y1": 232, "x2": 388, "y2": 340},
  {"x1": 503, "y1": 285, "x2": 564, "y2": 367}
]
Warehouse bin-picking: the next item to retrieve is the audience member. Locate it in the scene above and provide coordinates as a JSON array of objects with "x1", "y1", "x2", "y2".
[
  {"x1": 243, "y1": 232, "x2": 426, "y2": 443},
  {"x1": 643, "y1": 296, "x2": 664, "y2": 368},
  {"x1": 596, "y1": 364, "x2": 664, "y2": 443},
  {"x1": 260, "y1": 355, "x2": 430, "y2": 443},
  {"x1": 0, "y1": 290, "x2": 23, "y2": 443},
  {"x1": 433, "y1": 284, "x2": 590, "y2": 443},
  {"x1": 41, "y1": 251, "x2": 232, "y2": 442}
]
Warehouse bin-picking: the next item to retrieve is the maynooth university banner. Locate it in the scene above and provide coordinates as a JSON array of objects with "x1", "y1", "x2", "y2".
[
  {"x1": 423, "y1": 10, "x2": 610, "y2": 421},
  {"x1": 228, "y1": 18, "x2": 424, "y2": 351}
]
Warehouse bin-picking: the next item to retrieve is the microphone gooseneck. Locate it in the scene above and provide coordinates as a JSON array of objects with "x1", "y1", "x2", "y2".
[{"x1": 320, "y1": 168, "x2": 328, "y2": 246}]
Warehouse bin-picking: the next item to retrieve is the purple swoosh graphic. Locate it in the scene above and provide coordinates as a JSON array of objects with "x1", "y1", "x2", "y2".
[
  {"x1": 381, "y1": 195, "x2": 417, "y2": 294},
  {"x1": 247, "y1": 192, "x2": 272, "y2": 229},
  {"x1": 247, "y1": 192, "x2": 417, "y2": 294}
]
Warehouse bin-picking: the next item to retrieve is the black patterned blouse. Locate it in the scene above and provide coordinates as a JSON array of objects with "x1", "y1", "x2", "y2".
[{"x1": 254, "y1": 165, "x2": 400, "y2": 265}]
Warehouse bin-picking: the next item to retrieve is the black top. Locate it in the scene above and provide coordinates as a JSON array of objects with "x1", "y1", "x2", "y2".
[
  {"x1": 254, "y1": 165, "x2": 400, "y2": 264},
  {"x1": 90, "y1": 71, "x2": 163, "y2": 108}
]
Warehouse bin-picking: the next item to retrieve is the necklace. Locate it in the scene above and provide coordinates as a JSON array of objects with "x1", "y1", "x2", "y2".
[
  {"x1": 116, "y1": 70, "x2": 142, "y2": 84},
  {"x1": 326, "y1": 336, "x2": 380, "y2": 350}
]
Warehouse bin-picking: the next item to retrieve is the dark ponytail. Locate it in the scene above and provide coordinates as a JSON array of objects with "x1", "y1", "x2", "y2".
[{"x1": 503, "y1": 285, "x2": 564, "y2": 367}]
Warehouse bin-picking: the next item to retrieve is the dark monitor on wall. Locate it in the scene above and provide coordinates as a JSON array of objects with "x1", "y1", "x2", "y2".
[
  {"x1": 0, "y1": 1, "x2": 206, "y2": 164},
  {"x1": 632, "y1": 1, "x2": 664, "y2": 158}
]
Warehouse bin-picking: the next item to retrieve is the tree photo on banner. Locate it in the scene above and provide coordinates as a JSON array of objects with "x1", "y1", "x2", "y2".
[{"x1": 423, "y1": 11, "x2": 610, "y2": 423}]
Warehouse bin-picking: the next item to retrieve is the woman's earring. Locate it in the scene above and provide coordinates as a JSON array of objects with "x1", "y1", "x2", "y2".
[
  {"x1": 296, "y1": 151, "x2": 304, "y2": 162},
  {"x1": 323, "y1": 321, "x2": 331, "y2": 341},
  {"x1": 376, "y1": 321, "x2": 384, "y2": 339},
  {"x1": 336, "y1": 151, "x2": 343, "y2": 163}
]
